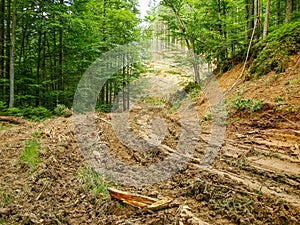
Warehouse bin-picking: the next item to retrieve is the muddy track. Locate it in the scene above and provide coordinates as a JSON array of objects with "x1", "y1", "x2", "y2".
[{"x1": 0, "y1": 55, "x2": 300, "y2": 224}]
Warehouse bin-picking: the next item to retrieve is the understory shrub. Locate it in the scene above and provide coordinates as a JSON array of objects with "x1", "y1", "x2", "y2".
[{"x1": 4, "y1": 106, "x2": 52, "y2": 121}]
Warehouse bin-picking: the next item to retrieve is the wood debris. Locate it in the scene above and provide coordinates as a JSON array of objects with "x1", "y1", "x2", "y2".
[
  {"x1": 0, "y1": 116, "x2": 27, "y2": 124},
  {"x1": 108, "y1": 187, "x2": 172, "y2": 210}
]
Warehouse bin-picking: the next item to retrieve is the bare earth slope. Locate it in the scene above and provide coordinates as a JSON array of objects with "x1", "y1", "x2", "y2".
[{"x1": 0, "y1": 53, "x2": 299, "y2": 225}]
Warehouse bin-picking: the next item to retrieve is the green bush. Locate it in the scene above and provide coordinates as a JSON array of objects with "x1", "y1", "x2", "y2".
[
  {"x1": 231, "y1": 97, "x2": 264, "y2": 113},
  {"x1": 184, "y1": 81, "x2": 201, "y2": 93},
  {"x1": 5, "y1": 106, "x2": 52, "y2": 121},
  {"x1": 95, "y1": 104, "x2": 112, "y2": 113},
  {"x1": 5, "y1": 107, "x2": 23, "y2": 117},
  {"x1": 54, "y1": 104, "x2": 67, "y2": 116},
  {"x1": 54, "y1": 104, "x2": 72, "y2": 117},
  {"x1": 250, "y1": 19, "x2": 300, "y2": 78},
  {"x1": 21, "y1": 107, "x2": 52, "y2": 121},
  {"x1": 0, "y1": 101, "x2": 7, "y2": 113}
]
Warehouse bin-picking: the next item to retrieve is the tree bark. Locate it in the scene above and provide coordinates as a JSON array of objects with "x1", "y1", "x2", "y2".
[
  {"x1": 9, "y1": 0, "x2": 17, "y2": 108},
  {"x1": 6, "y1": 0, "x2": 11, "y2": 79},
  {"x1": 263, "y1": 0, "x2": 271, "y2": 38},
  {"x1": 0, "y1": 0, "x2": 4, "y2": 80},
  {"x1": 275, "y1": 0, "x2": 281, "y2": 25},
  {"x1": 285, "y1": 0, "x2": 293, "y2": 23}
]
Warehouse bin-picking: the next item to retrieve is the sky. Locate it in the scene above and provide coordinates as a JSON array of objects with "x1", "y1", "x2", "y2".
[
  {"x1": 138, "y1": 0, "x2": 161, "y2": 18},
  {"x1": 138, "y1": 0, "x2": 151, "y2": 18}
]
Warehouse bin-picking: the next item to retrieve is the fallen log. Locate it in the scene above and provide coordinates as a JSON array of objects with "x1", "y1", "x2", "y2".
[
  {"x1": 0, "y1": 116, "x2": 27, "y2": 124},
  {"x1": 108, "y1": 187, "x2": 172, "y2": 210}
]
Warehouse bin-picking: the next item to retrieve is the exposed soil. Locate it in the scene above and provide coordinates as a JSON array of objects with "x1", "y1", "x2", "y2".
[{"x1": 0, "y1": 53, "x2": 299, "y2": 225}]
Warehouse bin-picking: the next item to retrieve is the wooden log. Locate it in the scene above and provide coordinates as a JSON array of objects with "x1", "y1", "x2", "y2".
[
  {"x1": 108, "y1": 187, "x2": 172, "y2": 210},
  {"x1": 108, "y1": 187, "x2": 157, "y2": 208},
  {"x1": 0, "y1": 116, "x2": 26, "y2": 124}
]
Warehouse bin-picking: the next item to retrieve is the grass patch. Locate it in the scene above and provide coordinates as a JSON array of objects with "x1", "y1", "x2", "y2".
[
  {"x1": 20, "y1": 139, "x2": 40, "y2": 170},
  {"x1": 77, "y1": 166, "x2": 110, "y2": 200}
]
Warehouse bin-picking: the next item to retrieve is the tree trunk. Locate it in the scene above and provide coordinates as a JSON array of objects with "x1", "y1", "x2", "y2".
[
  {"x1": 254, "y1": 0, "x2": 260, "y2": 40},
  {"x1": 58, "y1": 0, "x2": 64, "y2": 103},
  {"x1": 285, "y1": 0, "x2": 293, "y2": 23},
  {"x1": 6, "y1": 0, "x2": 11, "y2": 83},
  {"x1": 275, "y1": 0, "x2": 281, "y2": 25},
  {"x1": 263, "y1": 0, "x2": 271, "y2": 38},
  {"x1": 9, "y1": 0, "x2": 17, "y2": 108},
  {"x1": 0, "y1": 0, "x2": 4, "y2": 80},
  {"x1": 36, "y1": 32, "x2": 42, "y2": 106}
]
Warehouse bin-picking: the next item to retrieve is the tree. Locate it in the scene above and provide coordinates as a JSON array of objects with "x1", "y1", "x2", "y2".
[
  {"x1": 285, "y1": 0, "x2": 293, "y2": 23},
  {"x1": 0, "y1": 0, "x2": 4, "y2": 80},
  {"x1": 263, "y1": 0, "x2": 271, "y2": 38},
  {"x1": 9, "y1": 0, "x2": 17, "y2": 108}
]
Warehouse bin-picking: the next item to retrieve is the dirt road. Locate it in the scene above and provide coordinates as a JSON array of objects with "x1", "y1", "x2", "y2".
[{"x1": 0, "y1": 53, "x2": 299, "y2": 224}]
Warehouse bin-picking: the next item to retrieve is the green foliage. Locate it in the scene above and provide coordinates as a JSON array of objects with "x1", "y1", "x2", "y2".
[
  {"x1": 4, "y1": 106, "x2": 52, "y2": 121},
  {"x1": 230, "y1": 97, "x2": 264, "y2": 113},
  {"x1": 250, "y1": 20, "x2": 300, "y2": 78},
  {"x1": 5, "y1": 107, "x2": 22, "y2": 117},
  {"x1": 54, "y1": 104, "x2": 67, "y2": 116},
  {"x1": 54, "y1": 104, "x2": 72, "y2": 117},
  {"x1": 0, "y1": 101, "x2": 7, "y2": 113},
  {"x1": 183, "y1": 81, "x2": 201, "y2": 99},
  {"x1": 189, "y1": 89, "x2": 200, "y2": 99},
  {"x1": 274, "y1": 97, "x2": 285, "y2": 103},
  {"x1": 199, "y1": 111, "x2": 213, "y2": 124},
  {"x1": 140, "y1": 96, "x2": 166, "y2": 106},
  {"x1": 20, "y1": 139, "x2": 40, "y2": 170},
  {"x1": 1, "y1": 0, "x2": 141, "y2": 110},
  {"x1": 184, "y1": 81, "x2": 201, "y2": 93},
  {"x1": 21, "y1": 107, "x2": 52, "y2": 121},
  {"x1": 95, "y1": 104, "x2": 112, "y2": 113},
  {"x1": 169, "y1": 99, "x2": 183, "y2": 113},
  {"x1": 31, "y1": 131, "x2": 42, "y2": 139},
  {"x1": 77, "y1": 166, "x2": 109, "y2": 199}
]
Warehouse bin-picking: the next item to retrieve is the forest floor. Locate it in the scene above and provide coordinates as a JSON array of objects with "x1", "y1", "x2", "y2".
[{"x1": 0, "y1": 52, "x2": 300, "y2": 225}]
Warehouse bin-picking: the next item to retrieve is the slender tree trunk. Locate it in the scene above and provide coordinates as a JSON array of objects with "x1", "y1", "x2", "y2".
[
  {"x1": 122, "y1": 58, "x2": 126, "y2": 111},
  {"x1": 254, "y1": 0, "x2": 260, "y2": 40},
  {"x1": 263, "y1": 0, "x2": 271, "y2": 38},
  {"x1": 6, "y1": 0, "x2": 11, "y2": 81},
  {"x1": 0, "y1": 0, "x2": 4, "y2": 80},
  {"x1": 36, "y1": 33, "x2": 42, "y2": 106},
  {"x1": 275, "y1": 0, "x2": 281, "y2": 25},
  {"x1": 245, "y1": 0, "x2": 254, "y2": 41},
  {"x1": 9, "y1": 0, "x2": 17, "y2": 108},
  {"x1": 285, "y1": 0, "x2": 293, "y2": 23},
  {"x1": 59, "y1": 0, "x2": 64, "y2": 103}
]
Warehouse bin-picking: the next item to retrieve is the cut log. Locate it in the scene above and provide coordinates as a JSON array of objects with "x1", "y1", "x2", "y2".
[
  {"x1": 108, "y1": 187, "x2": 172, "y2": 209},
  {"x1": 0, "y1": 116, "x2": 26, "y2": 124}
]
